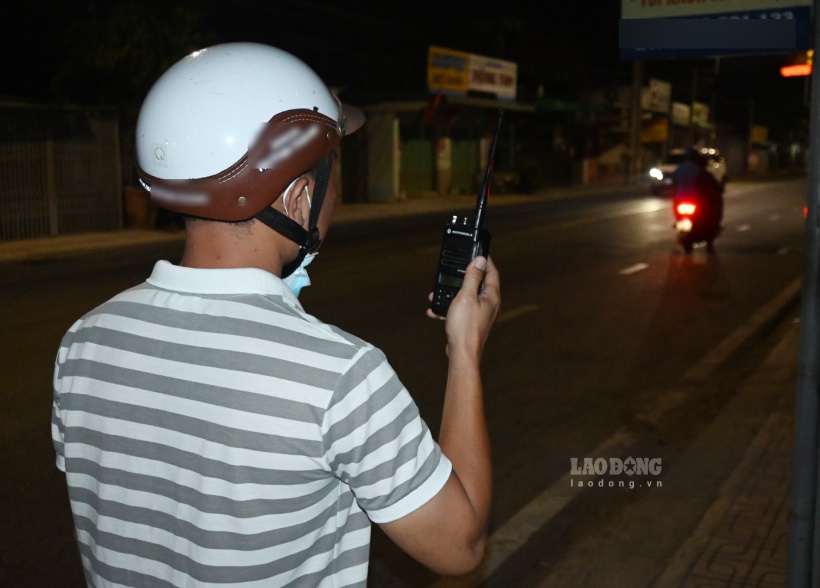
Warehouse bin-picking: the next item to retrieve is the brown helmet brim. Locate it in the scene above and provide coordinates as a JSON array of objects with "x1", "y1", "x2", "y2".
[{"x1": 137, "y1": 109, "x2": 342, "y2": 221}]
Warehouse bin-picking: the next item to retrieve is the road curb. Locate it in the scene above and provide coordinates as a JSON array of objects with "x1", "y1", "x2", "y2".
[
  {"x1": 682, "y1": 277, "x2": 802, "y2": 384},
  {"x1": 0, "y1": 230, "x2": 185, "y2": 265},
  {"x1": 650, "y1": 326, "x2": 798, "y2": 588}
]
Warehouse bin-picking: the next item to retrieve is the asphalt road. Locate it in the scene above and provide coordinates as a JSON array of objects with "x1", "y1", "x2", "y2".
[{"x1": 0, "y1": 178, "x2": 807, "y2": 587}]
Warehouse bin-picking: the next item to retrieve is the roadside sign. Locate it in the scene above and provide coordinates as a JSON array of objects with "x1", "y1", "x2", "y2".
[
  {"x1": 620, "y1": 0, "x2": 812, "y2": 59},
  {"x1": 622, "y1": 0, "x2": 811, "y2": 20},
  {"x1": 427, "y1": 46, "x2": 517, "y2": 101}
]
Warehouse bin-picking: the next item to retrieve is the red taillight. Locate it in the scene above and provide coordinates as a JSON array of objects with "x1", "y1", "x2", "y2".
[{"x1": 676, "y1": 202, "x2": 697, "y2": 216}]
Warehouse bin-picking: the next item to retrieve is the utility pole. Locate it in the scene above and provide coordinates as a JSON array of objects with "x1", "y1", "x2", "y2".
[
  {"x1": 710, "y1": 57, "x2": 720, "y2": 144},
  {"x1": 629, "y1": 60, "x2": 644, "y2": 184},
  {"x1": 747, "y1": 99, "x2": 755, "y2": 174},
  {"x1": 787, "y1": 1, "x2": 820, "y2": 585},
  {"x1": 689, "y1": 64, "x2": 698, "y2": 146}
]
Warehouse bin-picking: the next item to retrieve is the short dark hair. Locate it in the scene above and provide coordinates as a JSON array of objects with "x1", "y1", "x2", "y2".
[{"x1": 182, "y1": 215, "x2": 256, "y2": 231}]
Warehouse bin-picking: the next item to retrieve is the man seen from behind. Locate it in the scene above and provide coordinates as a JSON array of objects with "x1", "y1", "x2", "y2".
[{"x1": 51, "y1": 42, "x2": 500, "y2": 587}]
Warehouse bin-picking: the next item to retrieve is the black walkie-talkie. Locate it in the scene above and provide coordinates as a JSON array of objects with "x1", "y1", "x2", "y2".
[{"x1": 430, "y1": 110, "x2": 504, "y2": 317}]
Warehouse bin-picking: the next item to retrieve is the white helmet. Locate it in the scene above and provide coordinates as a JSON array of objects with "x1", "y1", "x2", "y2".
[{"x1": 135, "y1": 42, "x2": 364, "y2": 222}]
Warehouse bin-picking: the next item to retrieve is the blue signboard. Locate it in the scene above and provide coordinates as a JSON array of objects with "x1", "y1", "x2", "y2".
[{"x1": 620, "y1": 5, "x2": 812, "y2": 60}]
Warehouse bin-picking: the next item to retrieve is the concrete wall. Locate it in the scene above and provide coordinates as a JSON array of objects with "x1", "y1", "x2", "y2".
[{"x1": 366, "y1": 114, "x2": 401, "y2": 202}]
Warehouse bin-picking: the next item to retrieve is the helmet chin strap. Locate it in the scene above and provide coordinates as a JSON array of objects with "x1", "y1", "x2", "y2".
[{"x1": 254, "y1": 152, "x2": 335, "y2": 278}]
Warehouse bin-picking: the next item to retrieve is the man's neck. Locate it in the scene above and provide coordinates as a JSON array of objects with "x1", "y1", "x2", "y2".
[{"x1": 180, "y1": 221, "x2": 292, "y2": 276}]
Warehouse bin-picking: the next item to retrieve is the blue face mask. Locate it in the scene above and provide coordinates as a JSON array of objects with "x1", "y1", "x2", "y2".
[{"x1": 282, "y1": 252, "x2": 316, "y2": 298}]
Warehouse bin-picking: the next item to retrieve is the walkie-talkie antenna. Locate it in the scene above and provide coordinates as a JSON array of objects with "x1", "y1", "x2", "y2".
[{"x1": 474, "y1": 109, "x2": 505, "y2": 231}]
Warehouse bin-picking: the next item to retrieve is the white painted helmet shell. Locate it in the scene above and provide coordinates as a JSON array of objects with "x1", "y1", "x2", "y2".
[
  {"x1": 134, "y1": 42, "x2": 363, "y2": 220},
  {"x1": 137, "y1": 42, "x2": 339, "y2": 179}
]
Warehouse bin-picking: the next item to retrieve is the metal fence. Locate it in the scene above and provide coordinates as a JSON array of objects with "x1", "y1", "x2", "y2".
[{"x1": 0, "y1": 104, "x2": 122, "y2": 242}]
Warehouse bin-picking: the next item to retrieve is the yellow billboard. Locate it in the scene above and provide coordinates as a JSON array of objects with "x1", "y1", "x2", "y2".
[
  {"x1": 428, "y1": 46, "x2": 518, "y2": 100},
  {"x1": 428, "y1": 46, "x2": 470, "y2": 95}
]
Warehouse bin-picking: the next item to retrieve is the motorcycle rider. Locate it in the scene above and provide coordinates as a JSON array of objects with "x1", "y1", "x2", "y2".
[{"x1": 670, "y1": 147, "x2": 724, "y2": 249}]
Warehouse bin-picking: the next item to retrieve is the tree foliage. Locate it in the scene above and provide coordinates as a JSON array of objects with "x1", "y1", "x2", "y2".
[{"x1": 52, "y1": 0, "x2": 214, "y2": 111}]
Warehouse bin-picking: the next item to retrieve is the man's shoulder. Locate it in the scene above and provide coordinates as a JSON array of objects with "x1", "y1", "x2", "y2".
[
  {"x1": 63, "y1": 282, "x2": 146, "y2": 323},
  {"x1": 321, "y1": 322, "x2": 373, "y2": 351},
  {"x1": 66, "y1": 280, "x2": 382, "y2": 362}
]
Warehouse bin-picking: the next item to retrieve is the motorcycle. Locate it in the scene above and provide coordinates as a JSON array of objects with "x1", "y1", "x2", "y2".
[{"x1": 672, "y1": 193, "x2": 721, "y2": 254}]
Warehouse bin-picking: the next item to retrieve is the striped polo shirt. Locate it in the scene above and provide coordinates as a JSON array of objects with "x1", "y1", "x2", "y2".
[{"x1": 51, "y1": 260, "x2": 451, "y2": 587}]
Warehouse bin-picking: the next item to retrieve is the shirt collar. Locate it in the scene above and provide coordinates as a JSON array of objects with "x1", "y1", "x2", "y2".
[{"x1": 146, "y1": 260, "x2": 303, "y2": 309}]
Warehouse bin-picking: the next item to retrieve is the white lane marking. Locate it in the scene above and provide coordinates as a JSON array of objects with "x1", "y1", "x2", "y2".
[
  {"x1": 429, "y1": 277, "x2": 803, "y2": 588},
  {"x1": 619, "y1": 263, "x2": 649, "y2": 275},
  {"x1": 737, "y1": 224, "x2": 751, "y2": 232},
  {"x1": 497, "y1": 304, "x2": 539, "y2": 323}
]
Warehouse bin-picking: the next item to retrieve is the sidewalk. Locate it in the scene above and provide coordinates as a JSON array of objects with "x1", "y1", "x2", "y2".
[
  {"x1": 652, "y1": 322, "x2": 797, "y2": 588},
  {"x1": 0, "y1": 172, "x2": 805, "y2": 265},
  {"x1": 0, "y1": 171, "x2": 804, "y2": 263},
  {"x1": 0, "y1": 180, "x2": 646, "y2": 265}
]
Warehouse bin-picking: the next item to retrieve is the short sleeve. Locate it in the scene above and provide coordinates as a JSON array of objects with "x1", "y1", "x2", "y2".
[
  {"x1": 51, "y1": 349, "x2": 67, "y2": 472},
  {"x1": 321, "y1": 346, "x2": 452, "y2": 523}
]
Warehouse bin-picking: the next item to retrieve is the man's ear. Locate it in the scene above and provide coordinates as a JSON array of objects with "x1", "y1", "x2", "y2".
[{"x1": 280, "y1": 176, "x2": 311, "y2": 228}]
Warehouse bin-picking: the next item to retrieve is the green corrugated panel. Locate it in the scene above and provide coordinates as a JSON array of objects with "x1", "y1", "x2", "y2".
[
  {"x1": 451, "y1": 141, "x2": 479, "y2": 194},
  {"x1": 400, "y1": 140, "x2": 434, "y2": 196}
]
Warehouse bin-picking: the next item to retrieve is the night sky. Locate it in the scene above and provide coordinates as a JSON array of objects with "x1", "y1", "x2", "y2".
[{"x1": 1, "y1": 1, "x2": 808, "y2": 139}]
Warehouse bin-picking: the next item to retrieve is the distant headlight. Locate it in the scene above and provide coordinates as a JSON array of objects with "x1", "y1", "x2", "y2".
[{"x1": 649, "y1": 168, "x2": 663, "y2": 180}]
